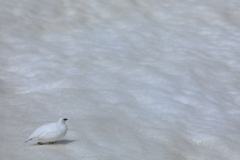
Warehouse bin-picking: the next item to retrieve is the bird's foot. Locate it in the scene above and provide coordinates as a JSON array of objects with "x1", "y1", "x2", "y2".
[
  {"x1": 38, "y1": 142, "x2": 43, "y2": 145},
  {"x1": 49, "y1": 142, "x2": 56, "y2": 144}
]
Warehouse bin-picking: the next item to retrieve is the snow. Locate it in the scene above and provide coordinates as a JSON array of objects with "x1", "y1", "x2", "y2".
[{"x1": 0, "y1": 0, "x2": 240, "y2": 159}]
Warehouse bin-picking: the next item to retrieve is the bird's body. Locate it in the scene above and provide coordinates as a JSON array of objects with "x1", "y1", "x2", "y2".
[{"x1": 25, "y1": 118, "x2": 68, "y2": 144}]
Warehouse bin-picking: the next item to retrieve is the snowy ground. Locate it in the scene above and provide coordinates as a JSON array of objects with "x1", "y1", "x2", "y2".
[{"x1": 0, "y1": 0, "x2": 240, "y2": 159}]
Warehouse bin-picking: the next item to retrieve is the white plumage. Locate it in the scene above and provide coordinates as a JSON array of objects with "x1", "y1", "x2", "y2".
[{"x1": 25, "y1": 118, "x2": 68, "y2": 145}]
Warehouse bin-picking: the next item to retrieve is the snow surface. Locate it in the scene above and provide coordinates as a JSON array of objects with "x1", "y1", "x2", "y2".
[{"x1": 0, "y1": 0, "x2": 240, "y2": 159}]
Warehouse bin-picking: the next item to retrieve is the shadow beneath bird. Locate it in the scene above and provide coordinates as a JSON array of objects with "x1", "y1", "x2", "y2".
[
  {"x1": 29, "y1": 139, "x2": 77, "y2": 146},
  {"x1": 57, "y1": 139, "x2": 77, "y2": 144}
]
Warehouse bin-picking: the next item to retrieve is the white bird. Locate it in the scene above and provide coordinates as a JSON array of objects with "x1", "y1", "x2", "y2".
[{"x1": 25, "y1": 118, "x2": 68, "y2": 145}]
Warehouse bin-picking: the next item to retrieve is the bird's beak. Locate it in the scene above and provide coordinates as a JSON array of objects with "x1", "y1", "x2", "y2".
[{"x1": 63, "y1": 118, "x2": 68, "y2": 121}]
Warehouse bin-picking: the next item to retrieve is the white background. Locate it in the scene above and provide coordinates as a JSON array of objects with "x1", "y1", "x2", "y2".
[{"x1": 0, "y1": 0, "x2": 240, "y2": 159}]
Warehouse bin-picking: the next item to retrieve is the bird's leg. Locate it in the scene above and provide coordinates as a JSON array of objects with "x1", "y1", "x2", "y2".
[
  {"x1": 38, "y1": 142, "x2": 43, "y2": 145},
  {"x1": 49, "y1": 141, "x2": 56, "y2": 144}
]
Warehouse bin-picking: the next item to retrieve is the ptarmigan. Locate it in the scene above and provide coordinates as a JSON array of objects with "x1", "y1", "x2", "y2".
[{"x1": 25, "y1": 118, "x2": 68, "y2": 145}]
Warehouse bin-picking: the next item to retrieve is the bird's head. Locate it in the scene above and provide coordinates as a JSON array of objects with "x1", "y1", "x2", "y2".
[{"x1": 58, "y1": 117, "x2": 68, "y2": 123}]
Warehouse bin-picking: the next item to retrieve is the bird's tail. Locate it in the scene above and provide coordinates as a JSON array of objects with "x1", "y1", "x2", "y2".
[{"x1": 24, "y1": 138, "x2": 32, "y2": 143}]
